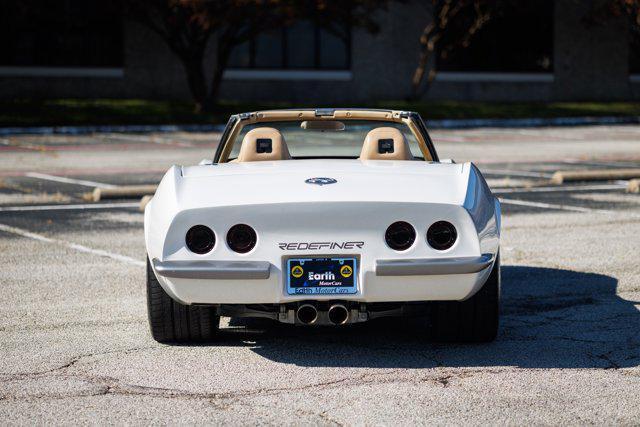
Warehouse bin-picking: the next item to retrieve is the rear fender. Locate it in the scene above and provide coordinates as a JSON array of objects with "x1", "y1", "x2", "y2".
[{"x1": 462, "y1": 163, "x2": 500, "y2": 256}]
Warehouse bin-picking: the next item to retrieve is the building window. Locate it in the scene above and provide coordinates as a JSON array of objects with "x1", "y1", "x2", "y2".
[
  {"x1": 0, "y1": 1, "x2": 122, "y2": 68},
  {"x1": 229, "y1": 21, "x2": 351, "y2": 70},
  {"x1": 436, "y1": 0, "x2": 554, "y2": 73},
  {"x1": 631, "y1": 28, "x2": 640, "y2": 74}
]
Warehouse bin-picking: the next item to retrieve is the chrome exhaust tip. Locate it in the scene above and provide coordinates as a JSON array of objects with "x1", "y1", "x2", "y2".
[
  {"x1": 297, "y1": 304, "x2": 318, "y2": 325},
  {"x1": 328, "y1": 304, "x2": 349, "y2": 325}
]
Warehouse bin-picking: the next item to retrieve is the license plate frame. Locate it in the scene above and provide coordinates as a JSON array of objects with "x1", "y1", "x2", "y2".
[{"x1": 285, "y1": 256, "x2": 358, "y2": 296}]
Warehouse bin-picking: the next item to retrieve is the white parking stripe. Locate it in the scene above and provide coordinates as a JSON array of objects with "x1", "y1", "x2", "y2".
[
  {"x1": 498, "y1": 197, "x2": 613, "y2": 213},
  {"x1": 493, "y1": 183, "x2": 627, "y2": 194},
  {"x1": 0, "y1": 139, "x2": 41, "y2": 151},
  {"x1": 0, "y1": 202, "x2": 139, "y2": 212},
  {"x1": 100, "y1": 133, "x2": 196, "y2": 148},
  {"x1": 25, "y1": 172, "x2": 118, "y2": 189},
  {"x1": 0, "y1": 222, "x2": 144, "y2": 267}
]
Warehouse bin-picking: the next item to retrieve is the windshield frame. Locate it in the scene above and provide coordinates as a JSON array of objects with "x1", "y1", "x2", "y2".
[{"x1": 213, "y1": 109, "x2": 438, "y2": 163}]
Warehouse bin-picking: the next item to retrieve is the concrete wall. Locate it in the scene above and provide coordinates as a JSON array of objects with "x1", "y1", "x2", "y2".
[
  {"x1": 427, "y1": 79, "x2": 554, "y2": 102},
  {"x1": 0, "y1": 0, "x2": 637, "y2": 102},
  {"x1": 554, "y1": 0, "x2": 631, "y2": 100},
  {"x1": 217, "y1": 3, "x2": 429, "y2": 103}
]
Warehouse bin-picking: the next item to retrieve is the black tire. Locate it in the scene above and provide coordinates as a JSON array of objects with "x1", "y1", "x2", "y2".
[
  {"x1": 430, "y1": 253, "x2": 500, "y2": 343},
  {"x1": 146, "y1": 257, "x2": 220, "y2": 343}
]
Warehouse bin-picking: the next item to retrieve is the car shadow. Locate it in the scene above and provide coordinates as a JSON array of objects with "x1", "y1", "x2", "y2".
[{"x1": 215, "y1": 266, "x2": 640, "y2": 369}]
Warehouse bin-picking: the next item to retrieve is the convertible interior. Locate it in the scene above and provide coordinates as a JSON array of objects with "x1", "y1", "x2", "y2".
[{"x1": 232, "y1": 126, "x2": 415, "y2": 162}]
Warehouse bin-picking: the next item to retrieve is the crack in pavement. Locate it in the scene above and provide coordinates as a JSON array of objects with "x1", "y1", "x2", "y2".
[
  {"x1": 0, "y1": 365, "x2": 496, "y2": 404},
  {"x1": 0, "y1": 346, "x2": 156, "y2": 380},
  {"x1": 0, "y1": 318, "x2": 145, "y2": 333},
  {"x1": 591, "y1": 351, "x2": 622, "y2": 370},
  {"x1": 295, "y1": 407, "x2": 344, "y2": 426}
]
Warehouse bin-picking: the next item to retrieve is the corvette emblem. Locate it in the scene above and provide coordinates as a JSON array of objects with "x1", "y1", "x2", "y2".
[{"x1": 305, "y1": 177, "x2": 337, "y2": 186}]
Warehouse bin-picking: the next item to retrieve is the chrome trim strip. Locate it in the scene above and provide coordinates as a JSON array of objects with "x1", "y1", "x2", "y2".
[
  {"x1": 375, "y1": 254, "x2": 493, "y2": 276},
  {"x1": 153, "y1": 259, "x2": 270, "y2": 280}
]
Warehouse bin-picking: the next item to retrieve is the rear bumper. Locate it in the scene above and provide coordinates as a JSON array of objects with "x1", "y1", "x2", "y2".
[
  {"x1": 152, "y1": 255, "x2": 496, "y2": 305},
  {"x1": 154, "y1": 255, "x2": 492, "y2": 280},
  {"x1": 375, "y1": 254, "x2": 493, "y2": 276},
  {"x1": 153, "y1": 259, "x2": 270, "y2": 280}
]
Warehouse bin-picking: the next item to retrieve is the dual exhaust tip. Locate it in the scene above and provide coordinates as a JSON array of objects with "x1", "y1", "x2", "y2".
[{"x1": 296, "y1": 304, "x2": 349, "y2": 325}]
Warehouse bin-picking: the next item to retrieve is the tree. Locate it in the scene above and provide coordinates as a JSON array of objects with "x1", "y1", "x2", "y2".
[
  {"x1": 586, "y1": 0, "x2": 640, "y2": 26},
  {"x1": 125, "y1": 0, "x2": 395, "y2": 111},
  {"x1": 410, "y1": 0, "x2": 494, "y2": 99},
  {"x1": 410, "y1": 0, "x2": 640, "y2": 100},
  {"x1": 125, "y1": 0, "x2": 288, "y2": 111}
]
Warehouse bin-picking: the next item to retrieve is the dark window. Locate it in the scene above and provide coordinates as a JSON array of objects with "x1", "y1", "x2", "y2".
[
  {"x1": 229, "y1": 21, "x2": 351, "y2": 70},
  {"x1": 0, "y1": 1, "x2": 123, "y2": 68},
  {"x1": 287, "y1": 21, "x2": 316, "y2": 68},
  {"x1": 631, "y1": 28, "x2": 640, "y2": 74},
  {"x1": 436, "y1": 0, "x2": 554, "y2": 73}
]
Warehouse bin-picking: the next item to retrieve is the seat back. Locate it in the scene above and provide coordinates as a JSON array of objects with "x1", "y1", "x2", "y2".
[
  {"x1": 236, "y1": 127, "x2": 292, "y2": 162},
  {"x1": 359, "y1": 127, "x2": 413, "y2": 161}
]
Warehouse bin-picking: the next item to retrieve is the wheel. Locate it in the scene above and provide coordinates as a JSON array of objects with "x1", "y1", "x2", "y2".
[
  {"x1": 430, "y1": 253, "x2": 500, "y2": 343},
  {"x1": 146, "y1": 257, "x2": 220, "y2": 343}
]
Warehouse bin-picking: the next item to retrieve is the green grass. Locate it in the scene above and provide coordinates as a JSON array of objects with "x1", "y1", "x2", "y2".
[
  {"x1": 0, "y1": 99, "x2": 215, "y2": 127},
  {"x1": 1, "y1": 99, "x2": 639, "y2": 127}
]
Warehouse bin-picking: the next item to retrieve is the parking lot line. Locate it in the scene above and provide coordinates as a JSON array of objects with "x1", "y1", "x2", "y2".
[
  {"x1": 0, "y1": 202, "x2": 140, "y2": 212},
  {"x1": 0, "y1": 222, "x2": 144, "y2": 267},
  {"x1": 493, "y1": 183, "x2": 627, "y2": 194},
  {"x1": 0, "y1": 139, "x2": 42, "y2": 151},
  {"x1": 100, "y1": 133, "x2": 197, "y2": 148},
  {"x1": 498, "y1": 197, "x2": 614, "y2": 213},
  {"x1": 25, "y1": 172, "x2": 118, "y2": 189}
]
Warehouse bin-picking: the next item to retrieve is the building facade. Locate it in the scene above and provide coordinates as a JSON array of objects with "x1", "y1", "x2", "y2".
[{"x1": 1, "y1": 0, "x2": 638, "y2": 102}]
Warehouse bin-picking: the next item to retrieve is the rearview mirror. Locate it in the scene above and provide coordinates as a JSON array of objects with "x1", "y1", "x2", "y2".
[{"x1": 300, "y1": 120, "x2": 345, "y2": 131}]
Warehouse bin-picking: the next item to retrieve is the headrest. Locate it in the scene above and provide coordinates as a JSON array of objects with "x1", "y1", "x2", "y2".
[
  {"x1": 237, "y1": 127, "x2": 292, "y2": 162},
  {"x1": 359, "y1": 127, "x2": 413, "y2": 161}
]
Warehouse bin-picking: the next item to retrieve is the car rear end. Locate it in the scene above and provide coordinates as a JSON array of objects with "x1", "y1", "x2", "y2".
[{"x1": 145, "y1": 160, "x2": 500, "y2": 328}]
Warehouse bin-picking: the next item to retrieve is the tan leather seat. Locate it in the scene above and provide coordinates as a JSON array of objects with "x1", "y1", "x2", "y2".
[
  {"x1": 236, "y1": 127, "x2": 292, "y2": 162},
  {"x1": 359, "y1": 127, "x2": 414, "y2": 161}
]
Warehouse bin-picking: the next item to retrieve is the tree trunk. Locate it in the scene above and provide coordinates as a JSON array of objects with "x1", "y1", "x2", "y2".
[
  {"x1": 202, "y1": 40, "x2": 234, "y2": 112},
  {"x1": 410, "y1": 27, "x2": 438, "y2": 100},
  {"x1": 182, "y1": 56, "x2": 208, "y2": 113}
]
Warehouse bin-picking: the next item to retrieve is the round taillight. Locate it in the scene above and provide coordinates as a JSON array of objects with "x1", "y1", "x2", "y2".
[
  {"x1": 227, "y1": 224, "x2": 257, "y2": 253},
  {"x1": 427, "y1": 221, "x2": 457, "y2": 250},
  {"x1": 385, "y1": 221, "x2": 416, "y2": 251},
  {"x1": 185, "y1": 225, "x2": 215, "y2": 254}
]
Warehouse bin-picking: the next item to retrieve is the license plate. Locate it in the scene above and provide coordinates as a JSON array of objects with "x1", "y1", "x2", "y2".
[{"x1": 286, "y1": 257, "x2": 358, "y2": 295}]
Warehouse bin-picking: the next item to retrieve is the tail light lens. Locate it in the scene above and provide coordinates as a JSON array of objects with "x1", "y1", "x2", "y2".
[
  {"x1": 185, "y1": 225, "x2": 215, "y2": 254},
  {"x1": 385, "y1": 221, "x2": 416, "y2": 251},
  {"x1": 227, "y1": 224, "x2": 257, "y2": 253},
  {"x1": 427, "y1": 221, "x2": 457, "y2": 250}
]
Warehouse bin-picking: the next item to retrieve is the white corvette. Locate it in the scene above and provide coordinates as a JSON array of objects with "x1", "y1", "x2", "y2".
[{"x1": 144, "y1": 109, "x2": 501, "y2": 343}]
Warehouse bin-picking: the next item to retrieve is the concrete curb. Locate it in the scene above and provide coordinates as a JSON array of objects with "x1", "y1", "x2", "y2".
[
  {"x1": 550, "y1": 169, "x2": 640, "y2": 184},
  {"x1": 139, "y1": 195, "x2": 153, "y2": 211},
  {"x1": 92, "y1": 185, "x2": 157, "y2": 202},
  {"x1": 1, "y1": 115, "x2": 639, "y2": 136}
]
